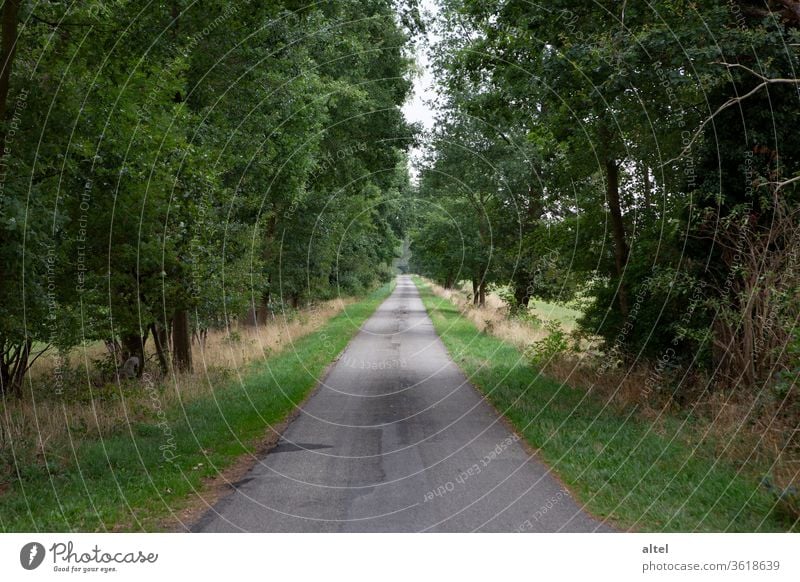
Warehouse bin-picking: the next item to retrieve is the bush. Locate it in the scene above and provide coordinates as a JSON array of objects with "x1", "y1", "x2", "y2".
[
  {"x1": 92, "y1": 354, "x2": 119, "y2": 382},
  {"x1": 525, "y1": 320, "x2": 569, "y2": 368}
]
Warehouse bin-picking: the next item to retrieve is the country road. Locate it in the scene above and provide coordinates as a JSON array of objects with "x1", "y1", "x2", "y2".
[{"x1": 193, "y1": 276, "x2": 611, "y2": 532}]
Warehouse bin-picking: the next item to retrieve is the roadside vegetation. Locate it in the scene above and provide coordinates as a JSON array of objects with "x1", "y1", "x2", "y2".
[
  {"x1": 0, "y1": 283, "x2": 392, "y2": 531},
  {"x1": 414, "y1": 276, "x2": 797, "y2": 532},
  {"x1": 2, "y1": 0, "x2": 799, "y2": 534},
  {"x1": 408, "y1": 1, "x2": 800, "y2": 528}
]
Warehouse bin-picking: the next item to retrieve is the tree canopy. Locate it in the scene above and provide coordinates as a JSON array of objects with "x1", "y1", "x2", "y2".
[
  {"x1": 410, "y1": 0, "x2": 800, "y2": 395},
  {"x1": 0, "y1": 0, "x2": 417, "y2": 393}
]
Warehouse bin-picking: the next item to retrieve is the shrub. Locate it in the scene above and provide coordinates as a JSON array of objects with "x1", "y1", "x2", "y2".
[{"x1": 525, "y1": 320, "x2": 569, "y2": 368}]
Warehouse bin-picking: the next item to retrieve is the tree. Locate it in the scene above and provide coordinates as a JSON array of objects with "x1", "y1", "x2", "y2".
[
  {"x1": 411, "y1": 0, "x2": 800, "y2": 399},
  {"x1": 0, "y1": 0, "x2": 417, "y2": 394}
]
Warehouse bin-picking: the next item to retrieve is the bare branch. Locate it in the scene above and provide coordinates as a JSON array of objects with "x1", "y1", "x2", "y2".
[
  {"x1": 27, "y1": 13, "x2": 96, "y2": 28},
  {"x1": 770, "y1": 173, "x2": 800, "y2": 192},
  {"x1": 24, "y1": 344, "x2": 52, "y2": 373},
  {"x1": 776, "y1": 0, "x2": 800, "y2": 23},
  {"x1": 716, "y1": 61, "x2": 800, "y2": 84},
  {"x1": 662, "y1": 62, "x2": 800, "y2": 167}
]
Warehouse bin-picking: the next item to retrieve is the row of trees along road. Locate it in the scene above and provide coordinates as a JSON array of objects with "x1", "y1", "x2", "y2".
[
  {"x1": 410, "y1": 1, "x2": 800, "y2": 406},
  {"x1": 0, "y1": 0, "x2": 421, "y2": 395}
]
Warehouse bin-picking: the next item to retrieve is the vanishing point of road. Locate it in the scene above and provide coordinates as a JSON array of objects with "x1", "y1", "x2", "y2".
[{"x1": 194, "y1": 276, "x2": 611, "y2": 532}]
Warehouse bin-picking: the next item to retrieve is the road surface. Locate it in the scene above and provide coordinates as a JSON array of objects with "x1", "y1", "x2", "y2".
[{"x1": 193, "y1": 276, "x2": 611, "y2": 532}]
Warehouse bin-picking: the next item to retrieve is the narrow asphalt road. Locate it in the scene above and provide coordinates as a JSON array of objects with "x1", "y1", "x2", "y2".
[{"x1": 194, "y1": 276, "x2": 611, "y2": 532}]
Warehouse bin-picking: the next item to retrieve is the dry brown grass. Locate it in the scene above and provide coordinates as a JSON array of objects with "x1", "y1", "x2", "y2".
[
  {"x1": 192, "y1": 297, "x2": 353, "y2": 373},
  {"x1": 0, "y1": 298, "x2": 352, "y2": 465},
  {"x1": 425, "y1": 280, "x2": 549, "y2": 350}
]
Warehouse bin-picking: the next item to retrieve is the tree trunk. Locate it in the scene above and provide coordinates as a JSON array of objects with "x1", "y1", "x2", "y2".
[
  {"x1": 10, "y1": 338, "x2": 29, "y2": 397},
  {"x1": 0, "y1": 337, "x2": 30, "y2": 398},
  {"x1": 255, "y1": 225, "x2": 277, "y2": 324},
  {"x1": 472, "y1": 278, "x2": 479, "y2": 305},
  {"x1": 244, "y1": 304, "x2": 259, "y2": 326},
  {"x1": 171, "y1": 310, "x2": 193, "y2": 373},
  {"x1": 0, "y1": 0, "x2": 20, "y2": 151},
  {"x1": 478, "y1": 279, "x2": 487, "y2": 308},
  {"x1": 150, "y1": 322, "x2": 170, "y2": 374},
  {"x1": 604, "y1": 159, "x2": 630, "y2": 318},
  {"x1": 513, "y1": 284, "x2": 530, "y2": 313},
  {"x1": 105, "y1": 337, "x2": 123, "y2": 366},
  {"x1": 121, "y1": 330, "x2": 148, "y2": 378},
  {"x1": 256, "y1": 290, "x2": 270, "y2": 324},
  {"x1": 192, "y1": 327, "x2": 208, "y2": 347}
]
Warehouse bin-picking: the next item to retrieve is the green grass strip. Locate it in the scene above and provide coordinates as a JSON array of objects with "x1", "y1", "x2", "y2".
[
  {"x1": 412, "y1": 276, "x2": 793, "y2": 532},
  {"x1": 1, "y1": 282, "x2": 394, "y2": 532}
]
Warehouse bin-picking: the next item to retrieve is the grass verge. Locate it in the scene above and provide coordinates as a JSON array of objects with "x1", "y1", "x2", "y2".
[
  {"x1": 412, "y1": 276, "x2": 794, "y2": 532},
  {"x1": 0, "y1": 282, "x2": 393, "y2": 532}
]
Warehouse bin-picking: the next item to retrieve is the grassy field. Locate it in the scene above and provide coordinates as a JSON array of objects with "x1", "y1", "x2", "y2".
[
  {"x1": 529, "y1": 299, "x2": 582, "y2": 329},
  {"x1": 0, "y1": 282, "x2": 393, "y2": 532},
  {"x1": 412, "y1": 276, "x2": 794, "y2": 532}
]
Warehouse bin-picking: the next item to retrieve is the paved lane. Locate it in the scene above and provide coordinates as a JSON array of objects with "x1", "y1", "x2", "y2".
[{"x1": 193, "y1": 276, "x2": 610, "y2": 532}]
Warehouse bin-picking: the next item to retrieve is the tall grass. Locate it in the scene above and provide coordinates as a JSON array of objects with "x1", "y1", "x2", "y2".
[
  {"x1": 3, "y1": 298, "x2": 354, "y2": 455},
  {"x1": 428, "y1": 283, "x2": 549, "y2": 349}
]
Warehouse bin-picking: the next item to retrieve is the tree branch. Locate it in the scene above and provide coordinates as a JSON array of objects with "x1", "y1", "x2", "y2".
[
  {"x1": 28, "y1": 13, "x2": 95, "y2": 28},
  {"x1": 775, "y1": 0, "x2": 800, "y2": 23},
  {"x1": 662, "y1": 62, "x2": 800, "y2": 166},
  {"x1": 24, "y1": 344, "x2": 51, "y2": 374},
  {"x1": 770, "y1": 173, "x2": 800, "y2": 192}
]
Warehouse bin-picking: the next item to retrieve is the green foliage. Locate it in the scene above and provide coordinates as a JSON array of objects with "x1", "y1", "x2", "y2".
[
  {"x1": 525, "y1": 320, "x2": 570, "y2": 368},
  {"x1": 0, "y1": 0, "x2": 416, "y2": 393},
  {"x1": 492, "y1": 285, "x2": 519, "y2": 313},
  {"x1": 777, "y1": 332, "x2": 800, "y2": 394},
  {"x1": 762, "y1": 476, "x2": 800, "y2": 524},
  {"x1": 410, "y1": 0, "x2": 800, "y2": 399}
]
